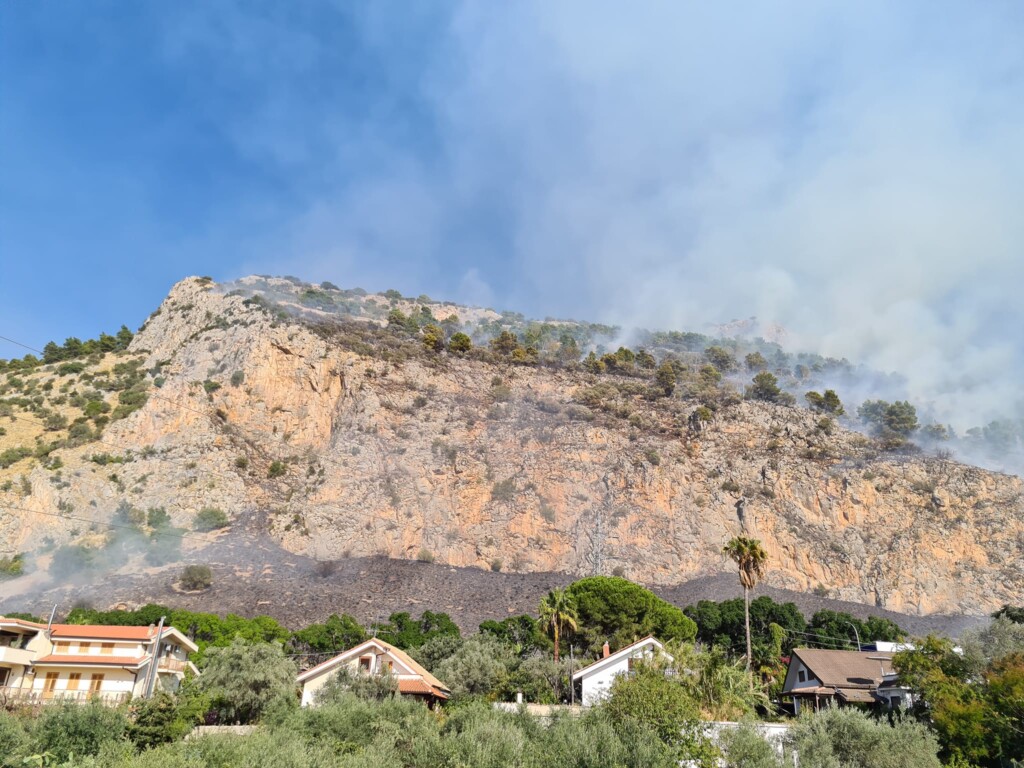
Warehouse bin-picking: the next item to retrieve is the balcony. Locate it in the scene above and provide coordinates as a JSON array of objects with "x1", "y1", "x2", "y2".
[
  {"x1": 0, "y1": 646, "x2": 34, "y2": 667},
  {"x1": 157, "y1": 657, "x2": 188, "y2": 673},
  {"x1": 0, "y1": 686, "x2": 130, "y2": 706}
]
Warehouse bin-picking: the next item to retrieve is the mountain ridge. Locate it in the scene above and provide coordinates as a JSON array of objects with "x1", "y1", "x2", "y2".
[{"x1": 1, "y1": 275, "x2": 1022, "y2": 618}]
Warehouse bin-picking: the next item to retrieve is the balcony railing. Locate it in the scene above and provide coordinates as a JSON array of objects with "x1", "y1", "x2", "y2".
[
  {"x1": 0, "y1": 686, "x2": 130, "y2": 707},
  {"x1": 157, "y1": 657, "x2": 188, "y2": 673}
]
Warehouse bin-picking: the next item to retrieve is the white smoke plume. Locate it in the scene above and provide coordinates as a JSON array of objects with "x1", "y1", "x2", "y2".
[{"x1": 161, "y1": 2, "x2": 1024, "y2": 436}]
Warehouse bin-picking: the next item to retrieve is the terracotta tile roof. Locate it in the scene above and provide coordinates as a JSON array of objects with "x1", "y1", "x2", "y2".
[
  {"x1": 34, "y1": 654, "x2": 148, "y2": 668},
  {"x1": 296, "y1": 638, "x2": 451, "y2": 696},
  {"x1": 397, "y1": 678, "x2": 449, "y2": 698},
  {"x1": 48, "y1": 624, "x2": 155, "y2": 641},
  {"x1": 790, "y1": 648, "x2": 893, "y2": 690}
]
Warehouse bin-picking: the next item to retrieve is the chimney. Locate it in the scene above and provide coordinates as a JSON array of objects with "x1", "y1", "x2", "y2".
[{"x1": 602, "y1": 641, "x2": 610, "y2": 659}]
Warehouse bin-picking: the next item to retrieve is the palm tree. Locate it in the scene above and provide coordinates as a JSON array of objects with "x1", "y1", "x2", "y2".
[
  {"x1": 539, "y1": 588, "x2": 579, "y2": 663},
  {"x1": 723, "y1": 536, "x2": 769, "y2": 671}
]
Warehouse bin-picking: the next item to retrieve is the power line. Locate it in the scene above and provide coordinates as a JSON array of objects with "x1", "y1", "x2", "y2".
[
  {"x1": 0, "y1": 335, "x2": 41, "y2": 354},
  {"x1": 0, "y1": 501, "x2": 220, "y2": 544}
]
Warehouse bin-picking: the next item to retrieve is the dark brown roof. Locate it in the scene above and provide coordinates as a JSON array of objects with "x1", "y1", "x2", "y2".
[{"x1": 790, "y1": 648, "x2": 893, "y2": 690}]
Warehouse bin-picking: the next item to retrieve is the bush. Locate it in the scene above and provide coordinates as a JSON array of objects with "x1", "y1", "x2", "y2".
[
  {"x1": 268, "y1": 461, "x2": 287, "y2": 479},
  {"x1": 786, "y1": 707, "x2": 941, "y2": 768},
  {"x1": 128, "y1": 690, "x2": 202, "y2": 749},
  {"x1": 0, "y1": 553, "x2": 25, "y2": 579},
  {"x1": 180, "y1": 564, "x2": 213, "y2": 590},
  {"x1": 146, "y1": 507, "x2": 171, "y2": 528},
  {"x1": 202, "y1": 379, "x2": 221, "y2": 394},
  {"x1": 417, "y1": 548, "x2": 435, "y2": 563},
  {"x1": 32, "y1": 701, "x2": 130, "y2": 761},
  {"x1": 746, "y1": 371, "x2": 783, "y2": 402},
  {"x1": 448, "y1": 332, "x2": 472, "y2": 354},
  {"x1": 605, "y1": 662, "x2": 712, "y2": 763},
  {"x1": 0, "y1": 708, "x2": 28, "y2": 758},
  {"x1": 193, "y1": 507, "x2": 229, "y2": 531},
  {"x1": 197, "y1": 638, "x2": 298, "y2": 724},
  {"x1": 230, "y1": 370, "x2": 245, "y2": 387}
]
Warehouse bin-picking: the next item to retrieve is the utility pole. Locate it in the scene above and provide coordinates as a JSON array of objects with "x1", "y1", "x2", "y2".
[{"x1": 144, "y1": 616, "x2": 166, "y2": 698}]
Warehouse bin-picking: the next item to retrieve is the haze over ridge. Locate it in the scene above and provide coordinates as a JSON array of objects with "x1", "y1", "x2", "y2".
[{"x1": 2, "y1": 2, "x2": 1023, "y2": 431}]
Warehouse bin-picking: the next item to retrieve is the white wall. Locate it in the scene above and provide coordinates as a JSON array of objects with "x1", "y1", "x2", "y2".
[{"x1": 580, "y1": 659, "x2": 629, "y2": 707}]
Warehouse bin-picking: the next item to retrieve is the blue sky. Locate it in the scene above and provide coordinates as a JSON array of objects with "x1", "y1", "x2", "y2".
[{"x1": 3, "y1": 2, "x2": 1024, "y2": 426}]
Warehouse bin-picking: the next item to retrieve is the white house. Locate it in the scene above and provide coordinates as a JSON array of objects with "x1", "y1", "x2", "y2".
[
  {"x1": 296, "y1": 638, "x2": 450, "y2": 707},
  {"x1": 571, "y1": 636, "x2": 670, "y2": 707},
  {"x1": 0, "y1": 615, "x2": 197, "y2": 705}
]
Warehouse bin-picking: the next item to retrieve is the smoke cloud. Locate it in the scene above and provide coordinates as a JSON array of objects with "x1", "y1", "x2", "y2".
[{"x1": 165, "y1": 2, "x2": 1024, "y2": 435}]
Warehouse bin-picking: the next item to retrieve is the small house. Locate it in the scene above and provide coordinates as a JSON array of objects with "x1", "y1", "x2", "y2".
[
  {"x1": 571, "y1": 636, "x2": 670, "y2": 707},
  {"x1": 781, "y1": 647, "x2": 914, "y2": 713},
  {"x1": 296, "y1": 638, "x2": 450, "y2": 707}
]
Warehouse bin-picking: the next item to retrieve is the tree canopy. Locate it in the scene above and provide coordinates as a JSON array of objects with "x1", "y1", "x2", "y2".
[{"x1": 565, "y1": 576, "x2": 696, "y2": 656}]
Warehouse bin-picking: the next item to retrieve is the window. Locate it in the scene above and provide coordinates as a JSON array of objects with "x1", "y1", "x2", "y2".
[
  {"x1": 798, "y1": 670, "x2": 807, "y2": 683},
  {"x1": 43, "y1": 672, "x2": 58, "y2": 698},
  {"x1": 55, "y1": 641, "x2": 70, "y2": 653},
  {"x1": 66, "y1": 673, "x2": 82, "y2": 692},
  {"x1": 88, "y1": 674, "x2": 105, "y2": 697},
  {"x1": 358, "y1": 656, "x2": 372, "y2": 673},
  {"x1": 78, "y1": 642, "x2": 92, "y2": 653},
  {"x1": 101, "y1": 643, "x2": 115, "y2": 655}
]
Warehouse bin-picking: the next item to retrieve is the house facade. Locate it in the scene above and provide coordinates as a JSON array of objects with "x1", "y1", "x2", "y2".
[
  {"x1": 781, "y1": 647, "x2": 914, "y2": 713},
  {"x1": 0, "y1": 615, "x2": 197, "y2": 705},
  {"x1": 297, "y1": 638, "x2": 450, "y2": 707},
  {"x1": 571, "y1": 637, "x2": 669, "y2": 707}
]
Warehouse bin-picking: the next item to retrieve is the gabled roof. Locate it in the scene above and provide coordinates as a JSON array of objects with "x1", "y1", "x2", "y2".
[
  {"x1": 296, "y1": 638, "x2": 450, "y2": 696},
  {"x1": 572, "y1": 636, "x2": 669, "y2": 681},
  {"x1": 0, "y1": 617, "x2": 197, "y2": 654},
  {"x1": 786, "y1": 648, "x2": 893, "y2": 692},
  {"x1": 45, "y1": 624, "x2": 198, "y2": 652}
]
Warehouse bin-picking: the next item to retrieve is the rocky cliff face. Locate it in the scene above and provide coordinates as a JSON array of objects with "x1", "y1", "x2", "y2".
[{"x1": 1, "y1": 276, "x2": 1022, "y2": 616}]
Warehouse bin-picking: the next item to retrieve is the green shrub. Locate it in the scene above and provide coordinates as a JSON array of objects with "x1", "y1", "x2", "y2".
[
  {"x1": 0, "y1": 709, "x2": 28, "y2": 761},
  {"x1": 179, "y1": 564, "x2": 213, "y2": 590},
  {"x1": 198, "y1": 638, "x2": 298, "y2": 724},
  {"x1": 786, "y1": 707, "x2": 941, "y2": 767},
  {"x1": 235, "y1": 456, "x2": 249, "y2": 470},
  {"x1": 202, "y1": 379, "x2": 221, "y2": 394},
  {"x1": 417, "y1": 548, "x2": 435, "y2": 563},
  {"x1": 230, "y1": 370, "x2": 245, "y2": 387},
  {"x1": 146, "y1": 507, "x2": 170, "y2": 528},
  {"x1": 448, "y1": 332, "x2": 472, "y2": 354},
  {"x1": 0, "y1": 446, "x2": 30, "y2": 468},
  {"x1": 268, "y1": 461, "x2": 286, "y2": 478},
  {"x1": 193, "y1": 507, "x2": 229, "y2": 531},
  {"x1": 0, "y1": 553, "x2": 24, "y2": 579},
  {"x1": 32, "y1": 701, "x2": 130, "y2": 761}
]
